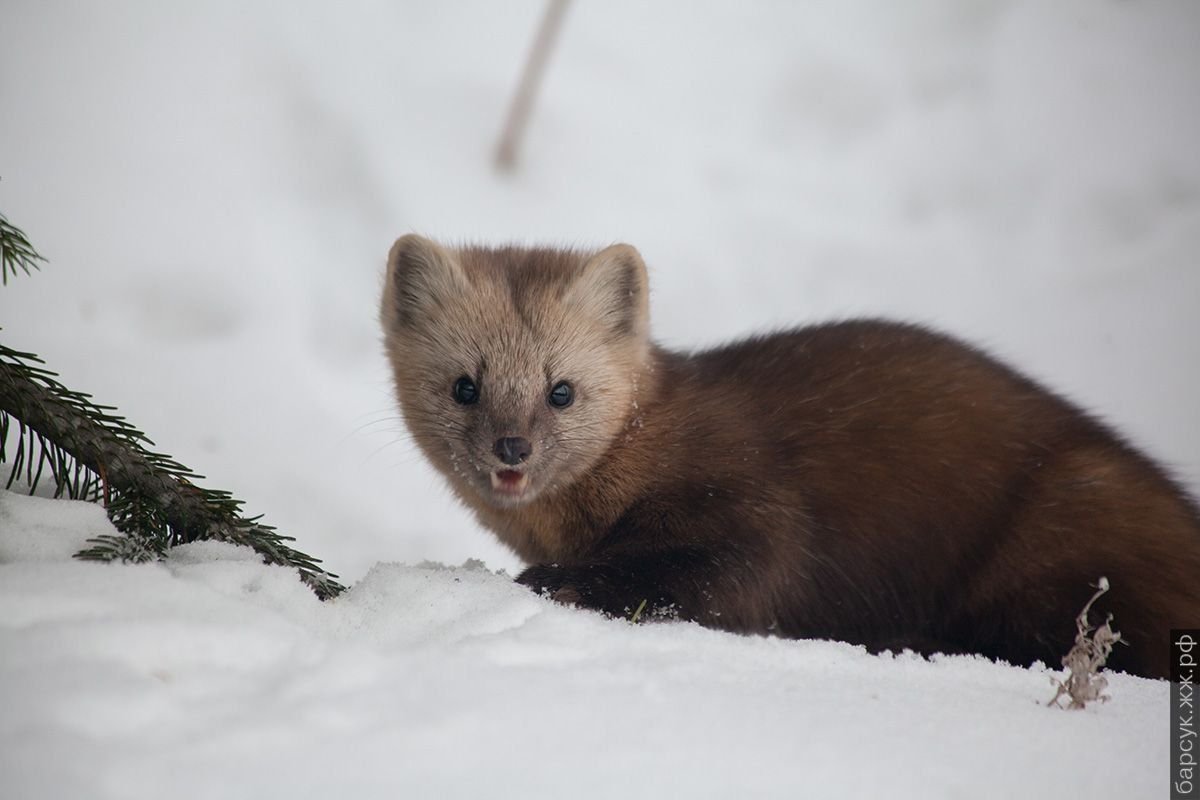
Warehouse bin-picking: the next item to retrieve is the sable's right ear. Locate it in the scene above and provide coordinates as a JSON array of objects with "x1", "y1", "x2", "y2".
[{"x1": 383, "y1": 234, "x2": 466, "y2": 329}]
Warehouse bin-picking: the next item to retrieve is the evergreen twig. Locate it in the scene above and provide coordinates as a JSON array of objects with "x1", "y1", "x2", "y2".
[
  {"x1": 0, "y1": 212, "x2": 45, "y2": 284},
  {"x1": 0, "y1": 212, "x2": 342, "y2": 599},
  {"x1": 0, "y1": 345, "x2": 344, "y2": 598}
]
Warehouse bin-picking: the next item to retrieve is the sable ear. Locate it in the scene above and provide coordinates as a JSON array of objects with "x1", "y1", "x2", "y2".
[
  {"x1": 565, "y1": 244, "x2": 649, "y2": 341},
  {"x1": 383, "y1": 234, "x2": 467, "y2": 329}
]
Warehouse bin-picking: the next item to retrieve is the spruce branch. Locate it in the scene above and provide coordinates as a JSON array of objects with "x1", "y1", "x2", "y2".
[
  {"x1": 0, "y1": 344, "x2": 344, "y2": 599},
  {"x1": 0, "y1": 212, "x2": 45, "y2": 284}
]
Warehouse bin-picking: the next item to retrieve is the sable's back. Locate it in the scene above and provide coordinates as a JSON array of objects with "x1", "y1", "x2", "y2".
[
  {"x1": 653, "y1": 321, "x2": 1200, "y2": 674},
  {"x1": 671, "y1": 320, "x2": 1200, "y2": 529}
]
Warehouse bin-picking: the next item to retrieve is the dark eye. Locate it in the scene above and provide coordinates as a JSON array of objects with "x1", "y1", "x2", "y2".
[
  {"x1": 548, "y1": 381, "x2": 574, "y2": 409},
  {"x1": 452, "y1": 376, "x2": 479, "y2": 405}
]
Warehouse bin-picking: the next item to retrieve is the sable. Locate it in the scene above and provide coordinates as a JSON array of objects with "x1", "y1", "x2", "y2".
[{"x1": 381, "y1": 235, "x2": 1200, "y2": 678}]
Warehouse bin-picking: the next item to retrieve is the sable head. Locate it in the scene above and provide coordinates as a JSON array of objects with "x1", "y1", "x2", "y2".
[{"x1": 381, "y1": 235, "x2": 650, "y2": 508}]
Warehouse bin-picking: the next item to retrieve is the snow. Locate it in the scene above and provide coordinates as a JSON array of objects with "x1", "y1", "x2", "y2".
[
  {"x1": 0, "y1": 491, "x2": 1168, "y2": 798},
  {"x1": 0, "y1": 0, "x2": 1196, "y2": 796}
]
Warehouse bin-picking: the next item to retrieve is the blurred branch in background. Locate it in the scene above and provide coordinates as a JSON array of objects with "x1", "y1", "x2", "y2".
[{"x1": 494, "y1": 0, "x2": 571, "y2": 171}]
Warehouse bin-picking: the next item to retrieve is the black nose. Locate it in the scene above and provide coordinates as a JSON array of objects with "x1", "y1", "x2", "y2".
[{"x1": 493, "y1": 437, "x2": 532, "y2": 466}]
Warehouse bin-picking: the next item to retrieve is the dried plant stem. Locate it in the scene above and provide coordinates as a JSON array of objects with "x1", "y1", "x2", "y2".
[{"x1": 1048, "y1": 576, "x2": 1122, "y2": 710}]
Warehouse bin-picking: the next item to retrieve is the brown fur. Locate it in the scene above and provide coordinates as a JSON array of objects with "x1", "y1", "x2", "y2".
[{"x1": 382, "y1": 235, "x2": 1200, "y2": 678}]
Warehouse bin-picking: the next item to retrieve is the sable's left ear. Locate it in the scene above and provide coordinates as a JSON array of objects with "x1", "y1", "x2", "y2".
[{"x1": 565, "y1": 244, "x2": 650, "y2": 341}]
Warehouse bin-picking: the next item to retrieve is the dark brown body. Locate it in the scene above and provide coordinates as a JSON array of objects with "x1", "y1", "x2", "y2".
[
  {"x1": 509, "y1": 322, "x2": 1200, "y2": 679},
  {"x1": 382, "y1": 237, "x2": 1200, "y2": 679}
]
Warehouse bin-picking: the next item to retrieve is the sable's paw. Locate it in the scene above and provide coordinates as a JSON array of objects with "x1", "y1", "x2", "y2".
[
  {"x1": 515, "y1": 564, "x2": 580, "y2": 605},
  {"x1": 515, "y1": 563, "x2": 621, "y2": 613}
]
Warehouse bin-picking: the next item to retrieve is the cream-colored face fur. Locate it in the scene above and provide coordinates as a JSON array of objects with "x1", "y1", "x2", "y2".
[{"x1": 381, "y1": 235, "x2": 650, "y2": 509}]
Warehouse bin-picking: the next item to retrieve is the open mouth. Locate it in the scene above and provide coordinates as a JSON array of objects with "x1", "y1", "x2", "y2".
[{"x1": 490, "y1": 469, "x2": 529, "y2": 497}]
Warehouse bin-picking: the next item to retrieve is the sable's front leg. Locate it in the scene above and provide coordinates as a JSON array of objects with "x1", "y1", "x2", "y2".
[{"x1": 515, "y1": 561, "x2": 678, "y2": 619}]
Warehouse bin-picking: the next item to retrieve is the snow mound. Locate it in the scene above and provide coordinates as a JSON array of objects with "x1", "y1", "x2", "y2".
[{"x1": 0, "y1": 490, "x2": 1167, "y2": 799}]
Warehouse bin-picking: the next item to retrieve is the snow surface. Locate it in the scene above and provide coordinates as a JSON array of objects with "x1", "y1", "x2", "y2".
[
  {"x1": 1, "y1": 0, "x2": 1196, "y2": 796},
  {"x1": 0, "y1": 491, "x2": 1169, "y2": 798}
]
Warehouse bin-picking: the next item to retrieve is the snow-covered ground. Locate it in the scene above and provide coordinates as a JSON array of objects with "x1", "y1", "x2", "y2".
[
  {"x1": 0, "y1": 490, "x2": 1169, "y2": 799},
  {"x1": 1, "y1": 1, "x2": 1196, "y2": 796}
]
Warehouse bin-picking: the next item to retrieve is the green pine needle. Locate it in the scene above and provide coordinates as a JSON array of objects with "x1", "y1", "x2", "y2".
[
  {"x1": 629, "y1": 598, "x2": 648, "y2": 624},
  {"x1": 0, "y1": 213, "x2": 45, "y2": 285}
]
